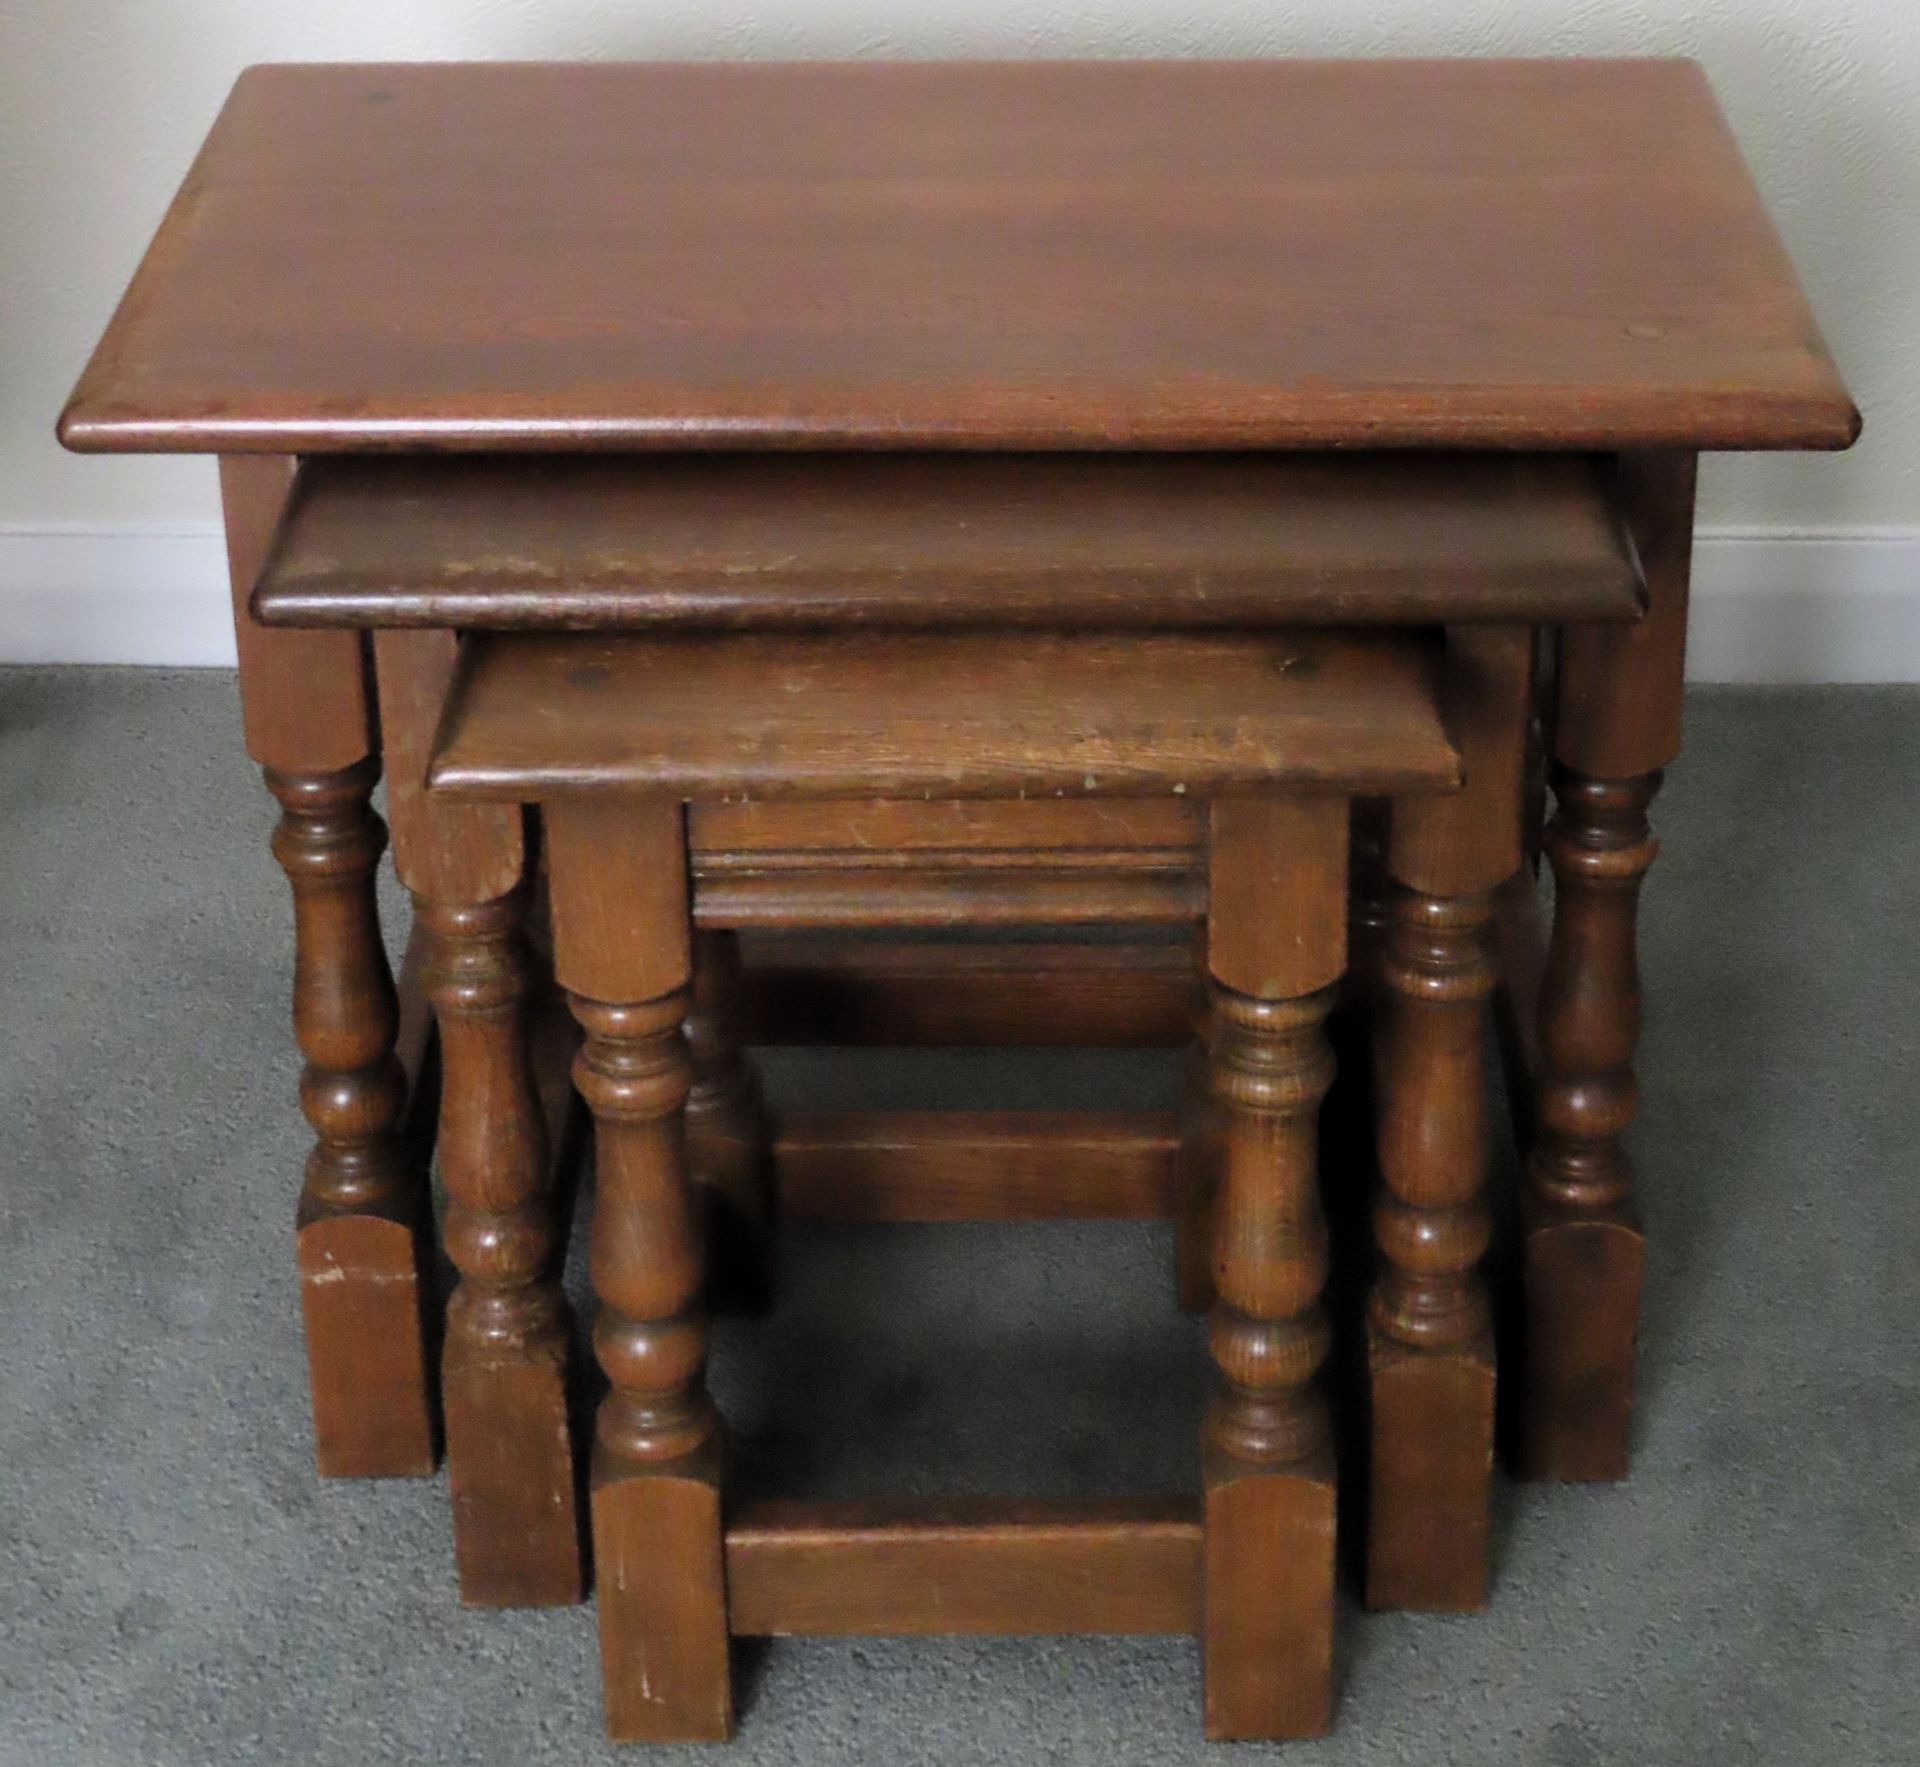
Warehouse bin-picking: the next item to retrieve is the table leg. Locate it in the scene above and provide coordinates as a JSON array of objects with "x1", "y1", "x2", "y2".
[
  {"x1": 1367, "y1": 626, "x2": 1531, "y2": 1608},
  {"x1": 1199, "y1": 800, "x2": 1344, "y2": 1741},
  {"x1": 374, "y1": 629, "x2": 582, "y2": 1602},
  {"x1": 1368, "y1": 885, "x2": 1497, "y2": 1603},
  {"x1": 266, "y1": 761, "x2": 436, "y2": 1478},
  {"x1": 1523, "y1": 767, "x2": 1659, "y2": 1480},
  {"x1": 548, "y1": 799, "x2": 732, "y2": 1744},
  {"x1": 421, "y1": 886, "x2": 582, "y2": 1606},
  {"x1": 223, "y1": 456, "x2": 435, "y2": 1478},
  {"x1": 1527, "y1": 452, "x2": 1696, "y2": 1480}
]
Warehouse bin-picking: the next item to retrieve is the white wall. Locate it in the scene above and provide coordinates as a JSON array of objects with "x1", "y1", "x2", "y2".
[{"x1": 3, "y1": 2, "x2": 1916, "y2": 676}]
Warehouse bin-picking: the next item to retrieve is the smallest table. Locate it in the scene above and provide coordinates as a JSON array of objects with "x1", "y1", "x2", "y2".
[{"x1": 429, "y1": 618, "x2": 1462, "y2": 1742}]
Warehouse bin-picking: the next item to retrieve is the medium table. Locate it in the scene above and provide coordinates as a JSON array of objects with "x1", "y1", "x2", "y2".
[
  {"x1": 249, "y1": 447, "x2": 1639, "y2": 1655},
  {"x1": 61, "y1": 56, "x2": 1855, "y2": 1506}
]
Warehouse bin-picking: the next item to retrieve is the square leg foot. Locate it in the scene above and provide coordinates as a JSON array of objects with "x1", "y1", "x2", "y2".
[
  {"x1": 594, "y1": 1446, "x2": 733, "y2": 1743},
  {"x1": 298, "y1": 1214, "x2": 435, "y2": 1479},
  {"x1": 1520, "y1": 1212, "x2": 1642, "y2": 1482},
  {"x1": 1202, "y1": 1447, "x2": 1336, "y2": 1740},
  {"x1": 1366, "y1": 1327, "x2": 1494, "y2": 1610},
  {"x1": 444, "y1": 1341, "x2": 582, "y2": 1606}
]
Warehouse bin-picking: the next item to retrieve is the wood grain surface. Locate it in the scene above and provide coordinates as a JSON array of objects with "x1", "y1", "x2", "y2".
[
  {"x1": 428, "y1": 631, "x2": 1460, "y2": 800},
  {"x1": 770, "y1": 1109, "x2": 1182, "y2": 1221},
  {"x1": 250, "y1": 452, "x2": 1644, "y2": 629},
  {"x1": 725, "y1": 1497, "x2": 1202, "y2": 1637},
  {"x1": 62, "y1": 60, "x2": 1855, "y2": 454}
]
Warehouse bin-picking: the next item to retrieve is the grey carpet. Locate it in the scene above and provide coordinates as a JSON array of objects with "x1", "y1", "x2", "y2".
[{"x1": 0, "y1": 669, "x2": 1913, "y2": 1766}]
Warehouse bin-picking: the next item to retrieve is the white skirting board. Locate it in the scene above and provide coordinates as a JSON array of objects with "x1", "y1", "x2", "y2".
[
  {"x1": 1, "y1": 523, "x2": 1917, "y2": 683},
  {"x1": 0, "y1": 526, "x2": 237, "y2": 668},
  {"x1": 1685, "y1": 531, "x2": 1920, "y2": 684}
]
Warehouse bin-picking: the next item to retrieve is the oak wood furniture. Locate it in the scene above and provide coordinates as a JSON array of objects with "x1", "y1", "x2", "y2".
[
  {"x1": 63, "y1": 61, "x2": 1852, "y2": 455},
  {"x1": 252, "y1": 452, "x2": 1640, "y2": 630},
  {"x1": 254, "y1": 443, "x2": 1637, "y2": 1624},
  {"x1": 59, "y1": 44, "x2": 1856, "y2": 1705},
  {"x1": 421, "y1": 620, "x2": 1466, "y2": 1740}
]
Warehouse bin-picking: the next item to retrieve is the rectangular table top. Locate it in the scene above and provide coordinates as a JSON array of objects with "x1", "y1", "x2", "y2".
[
  {"x1": 60, "y1": 58, "x2": 1856, "y2": 456},
  {"x1": 250, "y1": 452, "x2": 1644, "y2": 630},
  {"x1": 429, "y1": 630, "x2": 1461, "y2": 800}
]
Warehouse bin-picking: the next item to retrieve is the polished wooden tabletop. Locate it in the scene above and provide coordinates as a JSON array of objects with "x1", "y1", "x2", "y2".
[
  {"x1": 251, "y1": 453, "x2": 1644, "y2": 631},
  {"x1": 429, "y1": 629, "x2": 1461, "y2": 799},
  {"x1": 61, "y1": 58, "x2": 1856, "y2": 455}
]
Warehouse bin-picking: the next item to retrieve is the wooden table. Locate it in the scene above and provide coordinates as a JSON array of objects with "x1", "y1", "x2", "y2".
[{"x1": 62, "y1": 56, "x2": 1853, "y2": 1531}]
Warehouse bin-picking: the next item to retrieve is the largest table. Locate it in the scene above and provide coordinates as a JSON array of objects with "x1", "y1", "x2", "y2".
[{"x1": 61, "y1": 58, "x2": 1856, "y2": 1495}]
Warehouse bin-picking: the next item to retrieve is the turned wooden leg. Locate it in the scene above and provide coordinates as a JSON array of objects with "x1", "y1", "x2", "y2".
[
  {"x1": 1201, "y1": 981, "x2": 1339, "y2": 1740},
  {"x1": 1199, "y1": 799, "x2": 1344, "y2": 1741},
  {"x1": 1362, "y1": 625, "x2": 1530, "y2": 1602},
  {"x1": 266, "y1": 761, "x2": 436, "y2": 1479},
  {"x1": 686, "y1": 930, "x2": 774, "y2": 1313},
  {"x1": 548, "y1": 799, "x2": 731, "y2": 1743},
  {"x1": 229, "y1": 461, "x2": 435, "y2": 1481},
  {"x1": 1521, "y1": 766, "x2": 1659, "y2": 1480},
  {"x1": 1530, "y1": 451, "x2": 1695, "y2": 1481},
  {"x1": 420, "y1": 885, "x2": 581, "y2": 1606},
  {"x1": 1367, "y1": 885, "x2": 1496, "y2": 1609},
  {"x1": 1186, "y1": 804, "x2": 1375, "y2": 1318}
]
